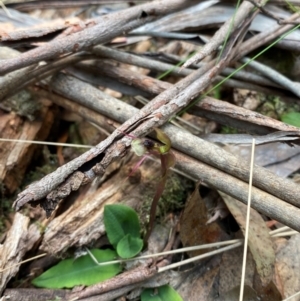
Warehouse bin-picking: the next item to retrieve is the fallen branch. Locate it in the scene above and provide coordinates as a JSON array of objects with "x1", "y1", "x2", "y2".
[{"x1": 0, "y1": 0, "x2": 190, "y2": 75}]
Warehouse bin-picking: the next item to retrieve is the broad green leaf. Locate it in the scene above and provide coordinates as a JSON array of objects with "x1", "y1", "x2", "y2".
[
  {"x1": 104, "y1": 204, "x2": 141, "y2": 249},
  {"x1": 141, "y1": 285, "x2": 183, "y2": 301},
  {"x1": 117, "y1": 234, "x2": 143, "y2": 258},
  {"x1": 32, "y1": 249, "x2": 121, "y2": 289},
  {"x1": 281, "y1": 112, "x2": 300, "y2": 128}
]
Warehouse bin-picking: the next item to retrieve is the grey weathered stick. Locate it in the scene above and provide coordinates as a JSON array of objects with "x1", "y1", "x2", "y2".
[
  {"x1": 237, "y1": 12, "x2": 300, "y2": 58},
  {"x1": 93, "y1": 45, "x2": 278, "y2": 88},
  {"x1": 182, "y1": 0, "x2": 258, "y2": 67},
  {"x1": 12, "y1": 54, "x2": 216, "y2": 211},
  {"x1": 241, "y1": 57, "x2": 300, "y2": 98},
  {"x1": 0, "y1": 47, "x2": 35, "y2": 101},
  {"x1": 47, "y1": 74, "x2": 300, "y2": 208},
  {"x1": 0, "y1": 0, "x2": 191, "y2": 75},
  {"x1": 0, "y1": 50, "x2": 91, "y2": 101},
  {"x1": 174, "y1": 151, "x2": 300, "y2": 232},
  {"x1": 91, "y1": 48, "x2": 296, "y2": 100},
  {"x1": 192, "y1": 96, "x2": 299, "y2": 135},
  {"x1": 76, "y1": 59, "x2": 298, "y2": 103}
]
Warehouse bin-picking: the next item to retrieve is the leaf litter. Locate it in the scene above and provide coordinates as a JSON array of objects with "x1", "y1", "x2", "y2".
[{"x1": 0, "y1": 1, "x2": 300, "y2": 301}]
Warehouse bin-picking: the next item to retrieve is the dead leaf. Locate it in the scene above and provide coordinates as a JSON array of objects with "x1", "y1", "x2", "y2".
[
  {"x1": 219, "y1": 192, "x2": 275, "y2": 287},
  {"x1": 219, "y1": 245, "x2": 255, "y2": 295},
  {"x1": 180, "y1": 184, "x2": 228, "y2": 257},
  {"x1": 216, "y1": 285, "x2": 259, "y2": 301},
  {"x1": 275, "y1": 233, "x2": 300, "y2": 299},
  {"x1": 177, "y1": 256, "x2": 221, "y2": 301}
]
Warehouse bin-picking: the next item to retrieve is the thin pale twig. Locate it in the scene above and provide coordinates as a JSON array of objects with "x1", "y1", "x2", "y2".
[{"x1": 239, "y1": 138, "x2": 255, "y2": 301}]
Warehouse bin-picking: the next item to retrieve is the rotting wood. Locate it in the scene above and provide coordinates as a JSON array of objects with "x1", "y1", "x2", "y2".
[
  {"x1": 0, "y1": 213, "x2": 30, "y2": 295},
  {"x1": 38, "y1": 152, "x2": 178, "y2": 254},
  {"x1": 0, "y1": 106, "x2": 54, "y2": 194}
]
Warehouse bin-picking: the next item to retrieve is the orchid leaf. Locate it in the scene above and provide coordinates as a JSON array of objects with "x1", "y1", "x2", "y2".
[
  {"x1": 32, "y1": 249, "x2": 121, "y2": 288},
  {"x1": 117, "y1": 234, "x2": 143, "y2": 258},
  {"x1": 104, "y1": 204, "x2": 141, "y2": 250},
  {"x1": 281, "y1": 112, "x2": 300, "y2": 128},
  {"x1": 141, "y1": 285, "x2": 183, "y2": 301}
]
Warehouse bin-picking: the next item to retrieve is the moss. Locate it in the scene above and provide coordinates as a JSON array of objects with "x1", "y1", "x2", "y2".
[
  {"x1": 2, "y1": 90, "x2": 41, "y2": 121},
  {"x1": 220, "y1": 126, "x2": 239, "y2": 134},
  {"x1": 256, "y1": 94, "x2": 300, "y2": 119}
]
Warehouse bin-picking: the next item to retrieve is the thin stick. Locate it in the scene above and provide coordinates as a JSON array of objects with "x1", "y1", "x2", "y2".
[
  {"x1": 0, "y1": 253, "x2": 46, "y2": 273},
  {"x1": 239, "y1": 138, "x2": 255, "y2": 301},
  {"x1": 269, "y1": 226, "x2": 291, "y2": 235},
  {"x1": 283, "y1": 290, "x2": 300, "y2": 301},
  {"x1": 158, "y1": 242, "x2": 243, "y2": 273},
  {"x1": 0, "y1": 138, "x2": 92, "y2": 148},
  {"x1": 85, "y1": 240, "x2": 241, "y2": 267},
  {"x1": 272, "y1": 231, "x2": 298, "y2": 237}
]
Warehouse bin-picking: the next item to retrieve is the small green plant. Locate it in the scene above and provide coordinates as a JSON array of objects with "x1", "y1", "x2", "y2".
[
  {"x1": 141, "y1": 284, "x2": 183, "y2": 301},
  {"x1": 32, "y1": 205, "x2": 183, "y2": 300},
  {"x1": 104, "y1": 204, "x2": 143, "y2": 258},
  {"x1": 281, "y1": 111, "x2": 300, "y2": 128},
  {"x1": 32, "y1": 249, "x2": 121, "y2": 288}
]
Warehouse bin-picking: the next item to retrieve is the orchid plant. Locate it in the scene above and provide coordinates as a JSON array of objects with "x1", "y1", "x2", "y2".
[{"x1": 126, "y1": 128, "x2": 175, "y2": 241}]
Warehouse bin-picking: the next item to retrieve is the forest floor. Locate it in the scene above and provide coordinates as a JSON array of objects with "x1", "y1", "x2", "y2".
[{"x1": 1, "y1": 1, "x2": 300, "y2": 300}]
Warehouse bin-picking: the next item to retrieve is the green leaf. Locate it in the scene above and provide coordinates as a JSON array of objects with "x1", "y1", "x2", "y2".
[
  {"x1": 117, "y1": 234, "x2": 143, "y2": 258},
  {"x1": 32, "y1": 249, "x2": 121, "y2": 289},
  {"x1": 153, "y1": 128, "x2": 171, "y2": 154},
  {"x1": 281, "y1": 112, "x2": 300, "y2": 128},
  {"x1": 141, "y1": 285, "x2": 183, "y2": 301},
  {"x1": 104, "y1": 204, "x2": 141, "y2": 249}
]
